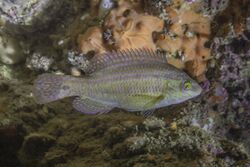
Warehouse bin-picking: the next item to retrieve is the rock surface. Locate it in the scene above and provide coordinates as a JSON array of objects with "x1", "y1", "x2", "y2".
[{"x1": 0, "y1": 0, "x2": 249, "y2": 167}]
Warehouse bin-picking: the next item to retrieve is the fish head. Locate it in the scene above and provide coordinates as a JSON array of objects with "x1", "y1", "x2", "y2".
[{"x1": 163, "y1": 72, "x2": 202, "y2": 105}]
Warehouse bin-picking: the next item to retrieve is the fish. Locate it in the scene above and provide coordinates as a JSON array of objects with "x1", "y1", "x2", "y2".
[{"x1": 33, "y1": 48, "x2": 202, "y2": 115}]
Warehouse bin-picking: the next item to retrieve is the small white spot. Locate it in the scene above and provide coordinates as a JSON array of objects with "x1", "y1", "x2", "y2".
[
  {"x1": 58, "y1": 40, "x2": 64, "y2": 46},
  {"x1": 71, "y1": 67, "x2": 81, "y2": 76},
  {"x1": 80, "y1": 14, "x2": 89, "y2": 21},
  {"x1": 55, "y1": 71, "x2": 64, "y2": 75},
  {"x1": 186, "y1": 31, "x2": 195, "y2": 38}
]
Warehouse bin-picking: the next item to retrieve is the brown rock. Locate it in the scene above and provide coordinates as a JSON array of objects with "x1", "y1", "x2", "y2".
[{"x1": 21, "y1": 133, "x2": 56, "y2": 157}]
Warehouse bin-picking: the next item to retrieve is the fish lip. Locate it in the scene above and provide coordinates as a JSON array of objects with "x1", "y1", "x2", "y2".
[
  {"x1": 196, "y1": 85, "x2": 203, "y2": 96},
  {"x1": 192, "y1": 80, "x2": 203, "y2": 95},
  {"x1": 187, "y1": 84, "x2": 202, "y2": 98}
]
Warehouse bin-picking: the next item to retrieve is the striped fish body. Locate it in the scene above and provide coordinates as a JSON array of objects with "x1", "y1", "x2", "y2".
[
  {"x1": 33, "y1": 49, "x2": 202, "y2": 114},
  {"x1": 85, "y1": 63, "x2": 170, "y2": 111}
]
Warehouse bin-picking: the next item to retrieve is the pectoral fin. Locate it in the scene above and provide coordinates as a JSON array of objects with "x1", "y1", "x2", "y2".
[
  {"x1": 72, "y1": 97, "x2": 113, "y2": 114},
  {"x1": 143, "y1": 94, "x2": 165, "y2": 110},
  {"x1": 121, "y1": 94, "x2": 165, "y2": 111},
  {"x1": 138, "y1": 94, "x2": 165, "y2": 117}
]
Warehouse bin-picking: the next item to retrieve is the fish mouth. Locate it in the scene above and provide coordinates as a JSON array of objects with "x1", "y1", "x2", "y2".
[
  {"x1": 185, "y1": 85, "x2": 202, "y2": 99},
  {"x1": 191, "y1": 81, "x2": 203, "y2": 96},
  {"x1": 194, "y1": 85, "x2": 203, "y2": 96}
]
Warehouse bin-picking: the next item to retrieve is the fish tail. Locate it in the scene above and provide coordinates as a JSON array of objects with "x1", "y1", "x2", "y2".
[{"x1": 33, "y1": 73, "x2": 79, "y2": 104}]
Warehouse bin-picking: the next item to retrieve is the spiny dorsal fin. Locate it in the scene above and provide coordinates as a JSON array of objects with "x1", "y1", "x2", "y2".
[{"x1": 85, "y1": 48, "x2": 167, "y2": 74}]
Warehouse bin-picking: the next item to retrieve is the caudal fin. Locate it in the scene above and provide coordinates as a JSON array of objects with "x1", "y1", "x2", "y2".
[{"x1": 33, "y1": 73, "x2": 75, "y2": 104}]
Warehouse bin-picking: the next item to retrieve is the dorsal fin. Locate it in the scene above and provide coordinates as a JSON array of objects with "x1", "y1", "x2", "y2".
[{"x1": 85, "y1": 48, "x2": 167, "y2": 74}]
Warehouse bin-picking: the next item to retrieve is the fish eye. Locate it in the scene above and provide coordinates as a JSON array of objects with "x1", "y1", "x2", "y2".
[{"x1": 183, "y1": 80, "x2": 192, "y2": 90}]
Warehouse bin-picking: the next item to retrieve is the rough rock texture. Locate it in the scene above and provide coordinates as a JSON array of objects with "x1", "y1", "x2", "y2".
[
  {"x1": 0, "y1": 0, "x2": 249, "y2": 167},
  {"x1": 0, "y1": 34, "x2": 25, "y2": 65},
  {"x1": 0, "y1": 0, "x2": 77, "y2": 34}
]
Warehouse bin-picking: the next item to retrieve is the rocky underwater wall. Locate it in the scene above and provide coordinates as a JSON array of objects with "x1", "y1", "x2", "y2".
[{"x1": 0, "y1": 0, "x2": 249, "y2": 167}]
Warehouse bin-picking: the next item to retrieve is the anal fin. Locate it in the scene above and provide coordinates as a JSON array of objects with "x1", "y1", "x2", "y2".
[
  {"x1": 72, "y1": 97, "x2": 113, "y2": 115},
  {"x1": 140, "y1": 109, "x2": 155, "y2": 117}
]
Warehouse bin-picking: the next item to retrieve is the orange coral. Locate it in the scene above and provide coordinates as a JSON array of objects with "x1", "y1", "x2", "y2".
[
  {"x1": 77, "y1": 0, "x2": 163, "y2": 55},
  {"x1": 156, "y1": 9, "x2": 211, "y2": 80},
  {"x1": 104, "y1": 1, "x2": 164, "y2": 50},
  {"x1": 77, "y1": 26, "x2": 107, "y2": 55},
  {"x1": 77, "y1": 0, "x2": 211, "y2": 81}
]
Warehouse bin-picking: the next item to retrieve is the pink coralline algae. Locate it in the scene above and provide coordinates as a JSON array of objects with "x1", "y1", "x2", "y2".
[
  {"x1": 207, "y1": 30, "x2": 250, "y2": 141},
  {"x1": 216, "y1": 33, "x2": 250, "y2": 109}
]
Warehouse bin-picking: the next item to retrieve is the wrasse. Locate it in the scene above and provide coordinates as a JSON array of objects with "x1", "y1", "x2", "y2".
[{"x1": 33, "y1": 48, "x2": 202, "y2": 115}]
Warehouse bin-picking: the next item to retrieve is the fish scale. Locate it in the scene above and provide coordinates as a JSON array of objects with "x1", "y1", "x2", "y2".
[
  {"x1": 87, "y1": 75, "x2": 166, "y2": 104},
  {"x1": 105, "y1": 80, "x2": 164, "y2": 110},
  {"x1": 93, "y1": 62, "x2": 168, "y2": 76},
  {"x1": 88, "y1": 63, "x2": 176, "y2": 84}
]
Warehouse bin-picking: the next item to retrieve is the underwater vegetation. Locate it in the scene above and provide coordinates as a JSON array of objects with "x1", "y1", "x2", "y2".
[{"x1": 0, "y1": 0, "x2": 249, "y2": 167}]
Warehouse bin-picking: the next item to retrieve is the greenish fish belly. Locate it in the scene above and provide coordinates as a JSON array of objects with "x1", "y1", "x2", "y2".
[{"x1": 86, "y1": 76, "x2": 167, "y2": 111}]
